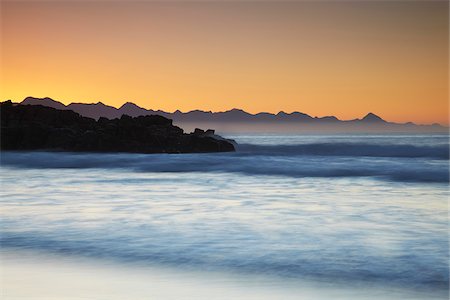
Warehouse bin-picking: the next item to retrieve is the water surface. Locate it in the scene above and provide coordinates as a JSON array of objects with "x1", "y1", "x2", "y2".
[{"x1": 1, "y1": 134, "x2": 448, "y2": 299}]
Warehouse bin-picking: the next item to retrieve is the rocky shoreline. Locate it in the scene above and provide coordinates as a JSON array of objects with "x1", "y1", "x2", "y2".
[{"x1": 1, "y1": 101, "x2": 235, "y2": 153}]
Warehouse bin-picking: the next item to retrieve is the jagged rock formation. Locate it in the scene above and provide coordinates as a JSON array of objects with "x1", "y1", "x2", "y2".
[{"x1": 1, "y1": 101, "x2": 235, "y2": 153}]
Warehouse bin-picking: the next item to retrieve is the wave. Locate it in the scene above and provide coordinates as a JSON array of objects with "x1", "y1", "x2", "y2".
[
  {"x1": 236, "y1": 143, "x2": 449, "y2": 159},
  {"x1": 1, "y1": 150, "x2": 448, "y2": 183},
  {"x1": 2, "y1": 233, "x2": 448, "y2": 291}
]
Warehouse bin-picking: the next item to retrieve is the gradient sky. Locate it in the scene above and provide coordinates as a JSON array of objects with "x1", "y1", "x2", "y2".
[{"x1": 1, "y1": 0, "x2": 448, "y2": 124}]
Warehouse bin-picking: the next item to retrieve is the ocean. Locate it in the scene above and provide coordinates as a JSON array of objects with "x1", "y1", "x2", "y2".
[{"x1": 0, "y1": 134, "x2": 448, "y2": 299}]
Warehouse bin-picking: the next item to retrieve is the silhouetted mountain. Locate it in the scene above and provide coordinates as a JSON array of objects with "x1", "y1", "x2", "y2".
[
  {"x1": 119, "y1": 102, "x2": 149, "y2": 117},
  {"x1": 16, "y1": 97, "x2": 447, "y2": 133},
  {"x1": 316, "y1": 116, "x2": 339, "y2": 122},
  {"x1": 360, "y1": 112, "x2": 386, "y2": 123},
  {"x1": 22, "y1": 96, "x2": 66, "y2": 110},
  {"x1": 67, "y1": 102, "x2": 120, "y2": 120},
  {"x1": 279, "y1": 111, "x2": 314, "y2": 122},
  {"x1": 1, "y1": 101, "x2": 235, "y2": 153}
]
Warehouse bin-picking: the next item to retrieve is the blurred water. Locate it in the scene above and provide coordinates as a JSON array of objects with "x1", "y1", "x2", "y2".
[{"x1": 0, "y1": 134, "x2": 448, "y2": 298}]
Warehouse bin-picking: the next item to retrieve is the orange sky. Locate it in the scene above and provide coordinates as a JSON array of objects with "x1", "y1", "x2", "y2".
[{"x1": 1, "y1": 1, "x2": 448, "y2": 125}]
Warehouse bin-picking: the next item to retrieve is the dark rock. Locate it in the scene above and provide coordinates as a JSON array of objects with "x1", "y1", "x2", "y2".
[
  {"x1": 0, "y1": 102, "x2": 235, "y2": 153},
  {"x1": 193, "y1": 128, "x2": 205, "y2": 135}
]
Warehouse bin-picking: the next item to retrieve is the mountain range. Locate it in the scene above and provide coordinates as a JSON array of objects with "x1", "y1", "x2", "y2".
[{"x1": 15, "y1": 97, "x2": 447, "y2": 133}]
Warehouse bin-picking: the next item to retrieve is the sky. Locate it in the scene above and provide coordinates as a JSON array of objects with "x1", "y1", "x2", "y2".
[{"x1": 1, "y1": 0, "x2": 448, "y2": 125}]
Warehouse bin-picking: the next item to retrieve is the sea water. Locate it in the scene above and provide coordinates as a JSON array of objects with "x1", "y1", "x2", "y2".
[{"x1": 0, "y1": 134, "x2": 448, "y2": 299}]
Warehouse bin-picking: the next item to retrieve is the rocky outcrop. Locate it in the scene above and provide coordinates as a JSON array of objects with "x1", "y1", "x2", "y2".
[{"x1": 0, "y1": 101, "x2": 235, "y2": 153}]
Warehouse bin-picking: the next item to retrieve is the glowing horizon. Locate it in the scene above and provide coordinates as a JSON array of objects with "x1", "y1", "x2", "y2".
[{"x1": 1, "y1": 1, "x2": 448, "y2": 125}]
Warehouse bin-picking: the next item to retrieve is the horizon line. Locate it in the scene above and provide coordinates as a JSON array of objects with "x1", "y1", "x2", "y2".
[{"x1": 9, "y1": 96, "x2": 449, "y2": 127}]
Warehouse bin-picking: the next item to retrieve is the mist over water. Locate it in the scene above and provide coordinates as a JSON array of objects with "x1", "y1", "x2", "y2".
[
  {"x1": 1, "y1": 135, "x2": 448, "y2": 183},
  {"x1": 1, "y1": 134, "x2": 448, "y2": 299}
]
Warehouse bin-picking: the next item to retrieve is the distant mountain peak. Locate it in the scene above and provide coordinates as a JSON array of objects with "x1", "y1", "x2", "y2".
[
  {"x1": 189, "y1": 109, "x2": 210, "y2": 114},
  {"x1": 21, "y1": 96, "x2": 66, "y2": 110},
  {"x1": 319, "y1": 116, "x2": 339, "y2": 121},
  {"x1": 120, "y1": 102, "x2": 141, "y2": 109},
  {"x1": 23, "y1": 96, "x2": 54, "y2": 102},
  {"x1": 361, "y1": 112, "x2": 385, "y2": 122},
  {"x1": 24, "y1": 96, "x2": 53, "y2": 101},
  {"x1": 227, "y1": 108, "x2": 251, "y2": 115}
]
